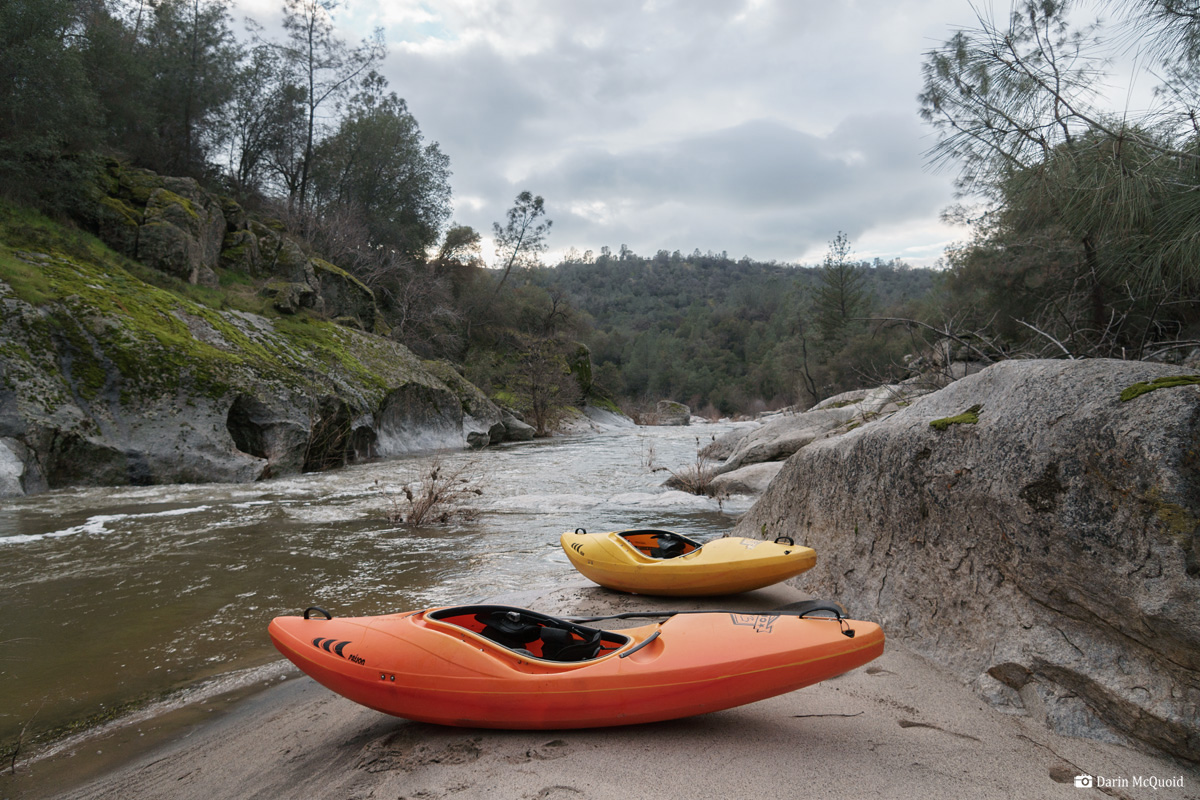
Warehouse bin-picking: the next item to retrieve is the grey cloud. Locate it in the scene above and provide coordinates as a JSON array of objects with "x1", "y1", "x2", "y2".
[
  {"x1": 370, "y1": 0, "x2": 968, "y2": 263},
  {"x1": 510, "y1": 113, "x2": 949, "y2": 258}
]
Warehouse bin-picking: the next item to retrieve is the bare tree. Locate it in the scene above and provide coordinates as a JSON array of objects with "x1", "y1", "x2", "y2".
[{"x1": 279, "y1": 0, "x2": 384, "y2": 215}]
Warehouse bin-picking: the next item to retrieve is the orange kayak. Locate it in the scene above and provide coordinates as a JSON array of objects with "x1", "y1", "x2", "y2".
[{"x1": 268, "y1": 603, "x2": 884, "y2": 729}]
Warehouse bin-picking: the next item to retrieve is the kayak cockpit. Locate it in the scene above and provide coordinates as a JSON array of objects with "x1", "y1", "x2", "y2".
[
  {"x1": 428, "y1": 605, "x2": 630, "y2": 662},
  {"x1": 618, "y1": 529, "x2": 702, "y2": 559}
]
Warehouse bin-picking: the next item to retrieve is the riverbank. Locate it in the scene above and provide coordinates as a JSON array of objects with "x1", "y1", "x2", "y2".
[{"x1": 6, "y1": 581, "x2": 1197, "y2": 800}]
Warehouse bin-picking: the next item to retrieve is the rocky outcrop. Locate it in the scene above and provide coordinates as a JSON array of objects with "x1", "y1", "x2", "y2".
[
  {"x1": 85, "y1": 160, "x2": 378, "y2": 332},
  {"x1": 312, "y1": 259, "x2": 376, "y2": 331},
  {"x1": 557, "y1": 404, "x2": 637, "y2": 435},
  {"x1": 733, "y1": 359, "x2": 1200, "y2": 761},
  {"x1": 422, "y1": 360, "x2": 508, "y2": 448},
  {"x1": 709, "y1": 460, "x2": 783, "y2": 495},
  {"x1": 710, "y1": 381, "x2": 939, "y2": 475},
  {"x1": 0, "y1": 242, "x2": 509, "y2": 496},
  {"x1": 90, "y1": 162, "x2": 227, "y2": 287}
]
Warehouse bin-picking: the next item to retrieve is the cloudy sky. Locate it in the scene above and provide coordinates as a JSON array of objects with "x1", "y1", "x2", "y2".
[{"x1": 239, "y1": 0, "x2": 987, "y2": 266}]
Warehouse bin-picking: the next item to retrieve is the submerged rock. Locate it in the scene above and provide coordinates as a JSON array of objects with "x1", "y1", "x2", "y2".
[{"x1": 734, "y1": 359, "x2": 1200, "y2": 761}]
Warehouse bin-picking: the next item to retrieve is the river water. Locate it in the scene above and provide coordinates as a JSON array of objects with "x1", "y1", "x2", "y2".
[{"x1": 0, "y1": 423, "x2": 751, "y2": 747}]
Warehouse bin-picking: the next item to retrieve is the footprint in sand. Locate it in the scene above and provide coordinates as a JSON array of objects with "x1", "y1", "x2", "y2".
[{"x1": 527, "y1": 786, "x2": 587, "y2": 800}]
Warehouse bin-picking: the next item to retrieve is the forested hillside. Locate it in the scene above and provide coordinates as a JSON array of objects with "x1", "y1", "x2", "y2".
[{"x1": 530, "y1": 251, "x2": 936, "y2": 414}]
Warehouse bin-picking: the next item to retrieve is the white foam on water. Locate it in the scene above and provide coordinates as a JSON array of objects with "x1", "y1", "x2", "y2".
[
  {"x1": 280, "y1": 504, "x2": 373, "y2": 523},
  {"x1": 0, "y1": 505, "x2": 212, "y2": 546},
  {"x1": 487, "y1": 494, "x2": 606, "y2": 513},
  {"x1": 607, "y1": 490, "x2": 717, "y2": 509}
]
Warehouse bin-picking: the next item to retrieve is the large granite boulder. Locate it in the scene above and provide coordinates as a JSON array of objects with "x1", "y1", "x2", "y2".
[
  {"x1": 709, "y1": 460, "x2": 784, "y2": 496},
  {"x1": 733, "y1": 359, "x2": 1200, "y2": 761},
  {"x1": 713, "y1": 380, "x2": 940, "y2": 474},
  {"x1": 501, "y1": 409, "x2": 536, "y2": 441},
  {"x1": 715, "y1": 406, "x2": 857, "y2": 473},
  {"x1": 375, "y1": 382, "x2": 465, "y2": 454},
  {"x1": 697, "y1": 421, "x2": 760, "y2": 461},
  {"x1": 655, "y1": 400, "x2": 691, "y2": 426}
]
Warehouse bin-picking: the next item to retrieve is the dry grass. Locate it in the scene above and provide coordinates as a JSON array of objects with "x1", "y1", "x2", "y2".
[
  {"x1": 378, "y1": 456, "x2": 485, "y2": 526},
  {"x1": 659, "y1": 438, "x2": 726, "y2": 500}
]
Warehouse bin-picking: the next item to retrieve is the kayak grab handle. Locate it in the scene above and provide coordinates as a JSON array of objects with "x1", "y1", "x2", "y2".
[
  {"x1": 774, "y1": 536, "x2": 795, "y2": 545},
  {"x1": 795, "y1": 604, "x2": 844, "y2": 619},
  {"x1": 619, "y1": 629, "x2": 661, "y2": 659},
  {"x1": 574, "y1": 528, "x2": 586, "y2": 534},
  {"x1": 303, "y1": 606, "x2": 333, "y2": 620}
]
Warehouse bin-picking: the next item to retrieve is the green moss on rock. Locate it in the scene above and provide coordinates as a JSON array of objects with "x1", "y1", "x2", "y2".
[
  {"x1": 588, "y1": 394, "x2": 622, "y2": 414},
  {"x1": 1120, "y1": 375, "x2": 1200, "y2": 401},
  {"x1": 311, "y1": 257, "x2": 371, "y2": 294},
  {"x1": 145, "y1": 187, "x2": 200, "y2": 221},
  {"x1": 98, "y1": 196, "x2": 141, "y2": 226},
  {"x1": 115, "y1": 164, "x2": 163, "y2": 205},
  {"x1": 0, "y1": 199, "x2": 458, "y2": 458},
  {"x1": 930, "y1": 404, "x2": 982, "y2": 431}
]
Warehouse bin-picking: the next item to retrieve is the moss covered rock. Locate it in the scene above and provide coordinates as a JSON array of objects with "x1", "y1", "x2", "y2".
[
  {"x1": 655, "y1": 399, "x2": 691, "y2": 426},
  {"x1": 0, "y1": 205, "x2": 495, "y2": 496},
  {"x1": 312, "y1": 258, "x2": 375, "y2": 331}
]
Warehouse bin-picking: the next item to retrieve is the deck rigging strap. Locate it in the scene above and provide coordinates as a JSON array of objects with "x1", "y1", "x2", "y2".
[{"x1": 563, "y1": 601, "x2": 847, "y2": 624}]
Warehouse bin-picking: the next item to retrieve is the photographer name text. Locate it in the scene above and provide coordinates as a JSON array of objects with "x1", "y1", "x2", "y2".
[{"x1": 1075, "y1": 774, "x2": 1186, "y2": 790}]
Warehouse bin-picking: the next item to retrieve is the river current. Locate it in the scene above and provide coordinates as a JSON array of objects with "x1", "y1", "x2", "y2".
[{"x1": 0, "y1": 423, "x2": 751, "y2": 746}]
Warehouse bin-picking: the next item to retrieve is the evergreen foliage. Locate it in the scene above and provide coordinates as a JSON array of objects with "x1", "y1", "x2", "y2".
[
  {"x1": 526, "y1": 248, "x2": 933, "y2": 414},
  {"x1": 920, "y1": 0, "x2": 1200, "y2": 359}
]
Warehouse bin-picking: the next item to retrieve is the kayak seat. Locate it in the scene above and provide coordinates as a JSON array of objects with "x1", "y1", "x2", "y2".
[
  {"x1": 539, "y1": 626, "x2": 603, "y2": 662},
  {"x1": 435, "y1": 606, "x2": 624, "y2": 662},
  {"x1": 475, "y1": 611, "x2": 542, "y2": 651},
  {"x1": 649, "y1": 533, "x2": 688, "y2": 559},
  {"x1": 619, "y1": 530, "x2": 701, "y2": 559}
]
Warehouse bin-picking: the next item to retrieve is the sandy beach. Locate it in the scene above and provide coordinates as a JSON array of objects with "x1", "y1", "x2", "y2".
[{"x1": 4, "y1": 581, "x2": 1197, "y2": 800}]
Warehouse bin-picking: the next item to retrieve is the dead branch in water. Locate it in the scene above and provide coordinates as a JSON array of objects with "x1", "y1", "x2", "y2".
[{"x1": 377, "y1": 455, "x2": 485, "y2": 526}]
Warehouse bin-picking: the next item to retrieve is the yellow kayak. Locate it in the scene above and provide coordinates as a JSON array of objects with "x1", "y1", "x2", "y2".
[{"x1": 560, "y1": 528, "x2": 817, "y2": 596}]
